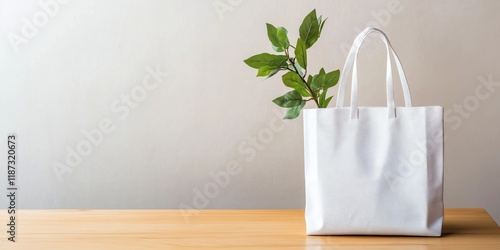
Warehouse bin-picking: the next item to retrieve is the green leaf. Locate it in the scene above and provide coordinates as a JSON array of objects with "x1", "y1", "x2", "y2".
[
  {"x1": 284, "y1": 102, "x2": 306, "y2": 119},
  {"x1": 266, "y1": 68, "x2": 282, "y2": 79},
  {"x1": 277, "y1": 27, "x2": 290, "y2": 49},
  {"x1": 319, "y1": 17, "x2": 328, "y2": 34},
  {"x1": 319, "y1": 88, "x2": 326, "y2": 107},
  {"x1": 295, "y1": 38, "x2": 307, "y2": 69},
  {"x1": 310, "y1": 68, "x2": 326, "y2": 90},
  {"x1": 244, "y1": 53, "x2": 288, "y2": 69},
  {"x1": 323, "y1": 69, "x2": 340, "y2": 88},
  {"x1": 282, "y1": 72, "x2": 310, "y2": 97},
  {"x1": 266, "y1": 23, "x2": 281, "y2": 51},
  {"x1": 307, "y1": 75, "x2": 313, "y2": 86},
  {"x1": 287, "y1": 61, "x2": 304, "y2": 77},
  {"x1": 266, "y1": 24, "x2": 289, "y2": 52},
  {"x1": 294, "y1": 60, "x2": 304, "y2": 77},
  {"x1": 299, "y1": 9, "x2": 320, "y2": 48},
  {"x1": 257, "y1": 66, "x2": 276, "y2": 77},
  {"x1": 272, "y1": 90, "x2": 304, "y2": 108},
  {"x1": 323, "y1": 96, "x2": 333, "y2": 107},
  {"x1": 311, "y1": 76, "x2": 324, "y2": 91},
  {"x1": 271, "y1": 44, "x2": 284, "y2": 52}
]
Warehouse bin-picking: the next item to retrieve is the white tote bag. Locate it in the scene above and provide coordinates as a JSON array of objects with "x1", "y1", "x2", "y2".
[{"x1": 303, "y1": 27, "x2": 444, "y2": 236}]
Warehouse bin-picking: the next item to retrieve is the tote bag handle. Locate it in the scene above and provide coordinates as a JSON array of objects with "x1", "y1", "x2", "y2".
[{"x1": 335, "y1": 27, "x2": 412, "y2": 119}]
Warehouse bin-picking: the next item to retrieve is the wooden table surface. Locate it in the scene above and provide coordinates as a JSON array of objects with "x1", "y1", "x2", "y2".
[{"x1": 1, "y1": 208, "x2": 499, "y2": 249}]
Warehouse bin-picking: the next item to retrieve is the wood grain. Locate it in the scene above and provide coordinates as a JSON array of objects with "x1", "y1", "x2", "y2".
[{"x1": 0, "y1": 208, "x2": 499, "y2": 249}]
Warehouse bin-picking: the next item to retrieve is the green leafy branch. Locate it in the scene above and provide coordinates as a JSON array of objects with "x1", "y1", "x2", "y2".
[{"x1": 244, "y1": 9, "x2": 340, "y2": 119}]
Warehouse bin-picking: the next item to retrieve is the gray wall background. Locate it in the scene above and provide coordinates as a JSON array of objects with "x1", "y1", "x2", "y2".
[{"x1": 1, "y1": 0, "x2": 499, "y2": 224}]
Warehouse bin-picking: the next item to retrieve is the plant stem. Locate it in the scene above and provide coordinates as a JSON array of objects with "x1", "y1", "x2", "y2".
[{"x1": 288, "y1": 58, "x2": 320, "y2": 108}]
